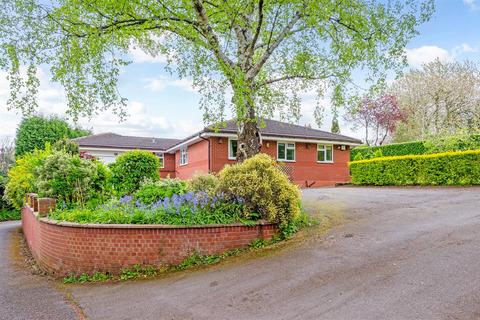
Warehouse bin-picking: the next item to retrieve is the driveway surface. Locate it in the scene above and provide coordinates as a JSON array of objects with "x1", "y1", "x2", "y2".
[{"x1": 2, "y1": 187, "x2": 480, "y2": 319}]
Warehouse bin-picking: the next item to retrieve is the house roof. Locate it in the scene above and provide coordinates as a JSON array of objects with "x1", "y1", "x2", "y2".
[
  {"x1": 167, "y1": 118, "x2": 362, "y2": 151},
  {"x1": 73, "y1": 133, "x2": 181, "y2": 151}
]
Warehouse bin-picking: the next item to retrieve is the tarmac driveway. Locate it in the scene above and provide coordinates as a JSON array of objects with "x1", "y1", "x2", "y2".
[{"x1": 2, "y1": 187, "x2": 480, "y2": 319}]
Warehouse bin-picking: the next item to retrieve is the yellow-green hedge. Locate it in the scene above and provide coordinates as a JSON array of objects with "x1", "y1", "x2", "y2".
[{"x1": 349, "y1": 149, "x2": 480, "y2": 185}]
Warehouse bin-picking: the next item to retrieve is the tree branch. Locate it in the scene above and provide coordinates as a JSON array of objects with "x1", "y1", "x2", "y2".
[
  {"x1": 247, "y1": 11, "x2": 303, "y2": 79},
  {"x1": 247, "y1": 0, "x2": 264, "y2": 59}
]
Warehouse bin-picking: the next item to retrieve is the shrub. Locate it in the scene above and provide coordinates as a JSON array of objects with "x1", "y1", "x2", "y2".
[
  {"x1": 135, "y1": 178, "x2": 187, "y2": 205},
  {"x1": 349, "y1": 150, "x2": 480, "y2": 186},
  {"x1": 188, "y1": 172, "x2": 219, "y2": 195},
  {"x1": 350, "y1": 134, "x2": 480, "y2": 160},
  {"x1": 5, "y1": 146, "x2": 52, "y2": 210},
  {"x1": 15, "y1": 115, "x2": 90, "y2": 157},
  {"x1": 53, "y1": 137, "x2": 79, "y2": 155},
  {"x1": 217, "y1": 154, "x2": 301, "y2": 226},
  {"x1": 0, "y1": 173, "x2": 11, "y2": 210},
  {"x1": 35, "y1": 151, "x2": 109, "y2": 205},
  {"x1": 109, "y1": 150, "x2": 160, "y2": 196}
]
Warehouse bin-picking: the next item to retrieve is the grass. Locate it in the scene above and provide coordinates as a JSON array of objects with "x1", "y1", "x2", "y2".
[{"x1": 0, "y1": 209, "x2": 20, "y2": 221}]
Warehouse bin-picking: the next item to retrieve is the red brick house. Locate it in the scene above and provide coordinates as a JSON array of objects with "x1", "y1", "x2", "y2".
[{"x1": 75, "y1": 119, "x2": 361, "y2": 187}]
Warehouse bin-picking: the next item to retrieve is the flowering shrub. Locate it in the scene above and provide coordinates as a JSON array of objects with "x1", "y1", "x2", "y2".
[
  {"x1": 50, "y1": 191, "x2": 247, "y2": 225},
  {"x1": 218, "y1": 154, "x2": 301, "y2": 227},
  {"x1": 188, "y1": 172, "x2": 219, "y2": 195}
]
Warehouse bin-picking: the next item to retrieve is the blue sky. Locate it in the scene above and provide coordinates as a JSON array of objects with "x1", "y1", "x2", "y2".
[{"x1": 1, "y1": 0, "x2": 480, "y2": 140}]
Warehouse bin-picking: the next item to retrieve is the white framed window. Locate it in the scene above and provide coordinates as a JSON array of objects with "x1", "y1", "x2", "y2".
[
  {"x1": 180, "y1": 147, "x2": 188, "y2": 165},
  {"x1": 317, "y1": 144, "x2": 333, "y2": 163},
  {"x1": 228, "y1": 139, "x2": 238, "y2": 160},
  {"x1": 277, "y1": 142, "x2": 295, "y2": 161},
  {"x1": 155, "y1": 152, "x2": 164, "y2": 168}
]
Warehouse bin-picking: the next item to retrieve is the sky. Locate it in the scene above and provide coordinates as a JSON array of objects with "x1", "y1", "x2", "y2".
[{"x1": 1, "y1": 0, "x2": 480, "y2": 141}]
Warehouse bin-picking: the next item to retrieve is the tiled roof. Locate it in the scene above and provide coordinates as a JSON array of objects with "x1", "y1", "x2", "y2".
[
  {"x1": 73, "y1": 133, "x2": 181, "y2": 151},
  {"x1": 205, "y1": 119, "x2": 362, "y2": 144}
]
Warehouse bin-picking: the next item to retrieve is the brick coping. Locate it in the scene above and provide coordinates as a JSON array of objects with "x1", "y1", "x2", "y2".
[{"x1": 37, "y1": 212, "x2": 273, "y2": 229}]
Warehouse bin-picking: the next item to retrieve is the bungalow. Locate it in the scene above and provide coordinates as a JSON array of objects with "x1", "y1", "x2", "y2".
[{"x1": 74, "y1": 119, "x2": 362, "y2": 187}]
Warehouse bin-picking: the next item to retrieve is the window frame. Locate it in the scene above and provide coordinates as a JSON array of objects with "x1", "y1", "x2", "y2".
[
  {"x1": 156, "y1": 152, "x2": 165, "y2": 168},
  {"x1": 277, "y1": 141, "x2": 296, "y2": 162},
  {"x1": 179, "y1": 146, "x2": 188, "y2": 166},
  {"x1": 317, "y1": 144, "x2": 334, "y2": 163},
  {"x1": 228, "y1": 138, "x2": 238, "y2": 160}
]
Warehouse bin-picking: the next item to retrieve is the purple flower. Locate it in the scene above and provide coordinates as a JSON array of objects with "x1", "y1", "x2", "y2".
[{"x1": 120, "y1": 195, "x2": 133, "y2": 204}]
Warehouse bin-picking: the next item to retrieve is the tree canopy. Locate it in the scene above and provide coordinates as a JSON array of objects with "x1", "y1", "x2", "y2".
[
  {"x1": 1, "y1": 0, "x2": 433, "y2": 159},
  {"x1": 15, "y1": 115, "x2": 91, "y2": 157},
  {"x1": 390, "y1": 59, "x2": 480, "y2": 142}
]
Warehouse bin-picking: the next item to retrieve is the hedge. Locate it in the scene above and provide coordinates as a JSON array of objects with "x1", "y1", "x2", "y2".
[
  {"x1": 351, "y1": 141, "x2": 426, "y2": 160},
  {"x1": 349, "y1": 149, "x2": 480, "y2": 186},
  {"x1": 350, "y1": 134, "x2": 480, "y2": 160}
]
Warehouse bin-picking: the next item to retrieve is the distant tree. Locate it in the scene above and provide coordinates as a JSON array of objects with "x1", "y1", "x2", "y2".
[
  {"x1": 348, "y1": 94, "x2": 407, "y2": 145},
  {"x1": 15, "y1": 115, "x2": 91, "y2": 157},
  {"x1": 0, "y1": 0, "x2": 434, "y2": 161},
  {"x1": 331, "y1": 115, "x2": 340, "y2": 134},
  {"x1": 53, "y1": 137, "x2": 80, "y2": 155},
  {"x1": 0, "y1": 136, "x2": 15, "y2": 175},
  {"x1": 390, "y1": 59, "x2": 480, "y2": 142}
]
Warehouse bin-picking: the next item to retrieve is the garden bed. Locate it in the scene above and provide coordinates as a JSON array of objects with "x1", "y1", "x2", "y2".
[{"x1": 22, "y1": 199, "x2": 277, "y2": 277}]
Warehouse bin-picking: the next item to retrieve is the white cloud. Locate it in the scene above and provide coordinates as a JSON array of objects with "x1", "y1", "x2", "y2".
[
  {"x1": 464, "y1": 0, "x2": 479, "y2": 11},
  {"x1": 129, "y1": 47, "x2": 168, "y2": 64},
  {"x1": 144, "y1": 76, "x2": 197, "y2": 93},
  {"x1": 405, "y1": 45, "x2": 452, "y2": 68},
  {"x1": 460, "y1": 43, "x2": 477, "y2": 52}
]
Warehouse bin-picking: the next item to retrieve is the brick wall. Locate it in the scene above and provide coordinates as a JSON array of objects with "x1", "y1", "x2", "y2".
[
  {"x1": 208, "y1": 137, "x2": 351, "y2": 187},
  {"x1": 175, "y1": 139, "x2": 210, "y2": 179},
  {"x1": 21, "y1": 205, "x2": 277, "y2": 276},
  {"x1": 160, "y1": 153, "x2": 176, "y2": 178}
]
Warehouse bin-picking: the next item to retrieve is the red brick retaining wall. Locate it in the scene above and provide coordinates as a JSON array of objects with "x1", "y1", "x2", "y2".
[{"x1": 21, "y1": 204, "x2": 277, "y2": 276}]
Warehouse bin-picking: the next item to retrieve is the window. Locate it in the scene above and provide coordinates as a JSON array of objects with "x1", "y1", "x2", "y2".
[
  {"x1": 180, "y1": 147, "x2": 188, "y2": 165},
  {"x1": 317, "y1": 144, "x2": 333, "y2": 162},
  {"x1": 228, "y1": 139, "x2": 238, "y2": 160},
  {"x1": 156, "y1": 152, "x2": 164, "y2": 168},
  {"x1": 277, "y1": 142, "x2": 295, "y2": 161}
]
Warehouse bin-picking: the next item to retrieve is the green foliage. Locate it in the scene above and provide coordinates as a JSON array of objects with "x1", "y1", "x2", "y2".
[
  {"x1": 349, "y1": 150, "x2": 480, "y2": 186},
  {"x1": 331, "y1": 116, "x2": 340, "y2": 134},
  {"x1": 1, "y1": 0, "x2": 433, "y2": 142},
  {"x1": 135, "y1": 178, "x2": 187, "y2": 205},
  {"x1": 373, "y1": 149, "x2": 383, "y2": 158},
  {"x1": 49, "y1": 192, "x2": 246, "y2": 225},
  {"x1": 351, "y1": 141, "x2": 427, "y2": 160},
  {"x1": 35, "y1": 151, "x2": 107, "y2": 205},
  {"x1": 188, "y1": 173, "x2": 219, "y2": 195},
  {"x1": 218, "y1": 154, "x2": 301, "y2": 227},
  {"x1": 0, "y1": 209, "x2": 20, "y2": 221},
  {"x1": 53, "y1": 137, "x2": 79, "y2": 155},
  {"x1": 5, "y1": 146, "x2": 52, "y2": 210},
  {"x1": 14, "y1": 115, "x2": 90, "y2": 157},
  {"x1": 353, "y1": 153, "x2": 364, "y2": 161},
  {"x1": 109, "y1": 150, "x2": 160, "y2": 196},
  {"x1": 351, "y1": 134, "x2": 480, "y2": 160}
]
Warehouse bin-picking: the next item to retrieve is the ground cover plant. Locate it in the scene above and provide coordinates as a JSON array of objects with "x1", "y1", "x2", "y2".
[{"x1": 349, "y1": 149, "x2": 480, "y2": 185}]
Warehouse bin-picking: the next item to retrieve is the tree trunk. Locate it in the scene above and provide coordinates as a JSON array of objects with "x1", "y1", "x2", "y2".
[{"x1": 236, "y1": 104, "x2": 261, "y2": 162}]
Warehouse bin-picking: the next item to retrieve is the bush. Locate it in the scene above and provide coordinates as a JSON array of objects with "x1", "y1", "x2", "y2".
[
  {"x1": 350, "y1": 134, "x2": 480, "y2": 160},
  {"x1": 218, "y1": 154, "x2": 301, "y2": 226},
  {"x1": 135, "y1": 178, "x2": 188, "y2": 205},
  {"x1": 349, "y1": 150, "x2": 480, "y2": 186},
  {"x1": 109, "y1": 150, "x2": 160, "y2": 196},
  {"x1": 188, "y1": 172, "x2": 219, "y2": 195},
  {"x1": 53, "y1": 137, "x2": 79, "y2": 155},
  {"x1": 5, "y1": 146, "x2": 52, "y2": 210},
  {"x1": 35, "y1": 151, "x2": 109, "y2": 205},
  {"x1": 0, "y1": 173, "x2": 12, "y2": 210},
  {"x1": 15, "y1": 115, "x2": 90, "y2": 157}
]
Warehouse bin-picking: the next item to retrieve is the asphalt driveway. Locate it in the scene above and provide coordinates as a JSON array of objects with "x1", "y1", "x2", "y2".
[{"x1": 2, "y1": 187, "x2": 480, "y2": 319}]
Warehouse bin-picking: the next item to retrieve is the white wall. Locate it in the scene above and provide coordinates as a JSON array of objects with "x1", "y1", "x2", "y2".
[{"x1": 79, "y1": 148, "x2": 125, "y2": 164}]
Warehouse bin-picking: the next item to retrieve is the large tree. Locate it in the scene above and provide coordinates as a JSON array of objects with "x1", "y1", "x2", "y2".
[
  {"x1": 390, "y1": 59, "x2": 480, "y2": 142},
  {"x1": 0, "y1": 0, "x2": 433, "y2": 160}
]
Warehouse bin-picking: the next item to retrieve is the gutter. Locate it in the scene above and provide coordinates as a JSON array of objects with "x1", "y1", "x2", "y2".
[{"x1": 198, "y1": 133, "x2": 211, "y2": 173}]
